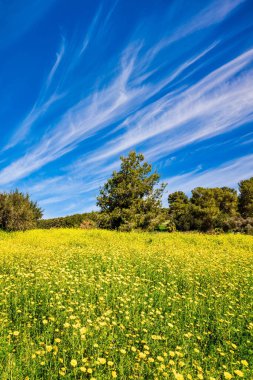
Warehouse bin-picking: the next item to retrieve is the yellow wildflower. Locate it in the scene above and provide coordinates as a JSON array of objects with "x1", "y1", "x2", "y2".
[
  {"x1": 70, "y1": 359, "x2": 77, "y2": 367},
  {"x1": 224, "y1": 372, "x2": 233, "y2": 380},
  {"x1": 234, "y1": 370, "x2": 243, "y2": 377}
]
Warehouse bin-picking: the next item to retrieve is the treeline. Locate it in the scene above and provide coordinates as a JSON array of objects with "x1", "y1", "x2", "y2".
[
  {"x1": 168, "y1": 185, "x2": 253, "y2": 234},
  {"x1": 37, "y1": 213, "x2": 98, "y2": 229},
  {"x1": 0, "y1": 152, "x2": 252, "y2": 233},
  {"x1": 38, "y1": 152, "x2": 253, "y2": 234}
]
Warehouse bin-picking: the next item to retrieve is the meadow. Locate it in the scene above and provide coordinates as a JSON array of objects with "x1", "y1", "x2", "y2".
[{"x1": 0, "y1": 229, "x2": 252, "y2": 380}]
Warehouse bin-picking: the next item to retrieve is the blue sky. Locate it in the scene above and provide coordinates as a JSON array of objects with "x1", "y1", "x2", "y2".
[{"x1": 0, "y1": 0, "x2": 253, "y2": 218}]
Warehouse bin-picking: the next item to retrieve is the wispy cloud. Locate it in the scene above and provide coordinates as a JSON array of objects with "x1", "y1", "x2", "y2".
[
  {"x1": 0, "y1": 0, "x2": 252, "y2": 217},
  {"x1": 84, "y1": 48, "x2": 253, "y2": 164},
  {"x1": 5, "y1": 38, "x2": 66, "y2": 149},
  {"x1": 164, "y1": 153, "x2": 253, "y2": 194},
  {"x1": 146, "y1": 0, "x2": 245, "y2": 58}
]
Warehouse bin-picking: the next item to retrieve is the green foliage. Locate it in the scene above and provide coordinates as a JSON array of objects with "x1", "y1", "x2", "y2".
[
  {"x1": 168, "y1": 191, "x2": 191, "y2": 231},
  {"x1": 156, "y1": 219, "x2": 176, "y2": 232},
  {"x1": 168, "y1": 187, "x2": 239, "y2": 232},
  {"x1": 0, "y1": 229, "x2": 252, "y2": 379},
  {"x1": 238, "y1": 177, "x2": 253, "y2": 217},
  {"x1": 38, "y1": 212, "x2": 99, "y2": 229},
  {"x1": 97, "y1": 151, "x2": 166, "y2": 231},
  {"x1": 190, "y1": 187, "x2": 238, "y2": 232},
  {"x1": 0, "y1": 190, "x2": 42, "y2": 231},
  {"x1": 223, "y1": 216, "x2": 253, "y2": 235}
]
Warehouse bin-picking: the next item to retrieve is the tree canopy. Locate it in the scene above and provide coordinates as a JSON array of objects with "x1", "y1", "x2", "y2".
[
  {"x1": 97, "y1": 151, "x2": 166, "y2": 230},
  {"x1": 0, "y1": 190, "x2": 43, "y2": 231},
  {"x1": 238, "y1": 177, "x2": 253, "y2": 217},
  {"x1": 168, "y1": 187, "x2": 239, "y2": 232}
]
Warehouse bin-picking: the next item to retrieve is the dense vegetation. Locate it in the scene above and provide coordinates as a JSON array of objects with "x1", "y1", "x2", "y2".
[
  {"x1": 0, "y1": 229, "x2": 252, "y2": 379},
  {"x1": 0, "y1": 190, "x2": 42, "y2": 231},
  {"x1": 168, "y1": 186, "x2": 253, "y2": 234},
  {"x1": 0, "y1": 152, "x2": 252, "y2": 232},
  {"x1": 37, "y1": 213, "x2": 98, "y2": 229},
  {"x1": 96, "y1": 151, "x2": 166, "y2": 231},
  {"x1": 40, "y1": 152, "x2": 252, "y2": 233}
]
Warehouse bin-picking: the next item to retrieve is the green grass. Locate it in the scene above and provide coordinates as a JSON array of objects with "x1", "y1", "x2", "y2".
[{"x1": 0, "y1": 229, "x2": 252, "y2": 379}]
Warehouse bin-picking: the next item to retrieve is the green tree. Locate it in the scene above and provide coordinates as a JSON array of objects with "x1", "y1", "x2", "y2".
[
  {"x1": 238, "y1": 177, "x2": 253, "y2": 217},
  {"x1": 0, "y1": 190, "x2": 43, "y2": 231},
  {"x1": 190, "y1": 187, "x2": 238, "y2": 231},
  {"x1": 168, "y1": 191, "x2": 191, "y2": 231},
  {"x1": 97, "y1": 151, "x2": 166, "y2": 230}
]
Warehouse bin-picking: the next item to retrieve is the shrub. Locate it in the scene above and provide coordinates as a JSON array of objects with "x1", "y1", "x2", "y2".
[{"x1": 0, "y1": 190, "x2": 42, "y2": 231}]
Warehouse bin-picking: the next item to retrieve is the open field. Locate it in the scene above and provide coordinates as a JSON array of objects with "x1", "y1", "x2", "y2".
[{"x1": 0, "y1": 230, "x2": 252, "y2": 380}]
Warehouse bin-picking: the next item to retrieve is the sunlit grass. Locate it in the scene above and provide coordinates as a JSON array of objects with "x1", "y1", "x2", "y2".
[{"x1": 0, "y1": 229, "x2": 252, "y2": 379}]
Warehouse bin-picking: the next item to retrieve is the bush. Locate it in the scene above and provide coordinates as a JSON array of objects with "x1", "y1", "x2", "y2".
[
  {"x1": 225, "y1": 216, "x2": 253, "y2": 235},
  {"x1": 156, "y1": 219, "x2": 176, "y2": 232},
  {"x1": 80, "y1": 220, "x2": 96, "y2": 229},
  {"x1": 0, "y1": 190, "x2": 42, "y2": 231}
]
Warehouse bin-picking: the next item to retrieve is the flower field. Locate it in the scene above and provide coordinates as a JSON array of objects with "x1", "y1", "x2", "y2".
[{"x1": 0, "y1": 229, "x2": 252, "y2": 380}]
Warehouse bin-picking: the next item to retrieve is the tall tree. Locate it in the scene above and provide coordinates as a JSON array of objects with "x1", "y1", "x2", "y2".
[
  {"x1": 97, "y1": 151, "x2": 166, "y2": 230},
  {"x1": 190, "y1": 187, "x2": 238, "y2": 231},
  {"x1": 168, "y1": 191, "x2": 191, "y2": 231},
  {"x1": 238, "y1": 177, "x2": 253, "y2": 217}
]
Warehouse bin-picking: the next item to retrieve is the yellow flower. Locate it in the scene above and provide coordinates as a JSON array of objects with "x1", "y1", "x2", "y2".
[
  {"x1": 120, "y1": 349, "x2": 126, "y2": 354},
  {"x1": 80, "y1": 327, "x2": 87, "y2": 334},
  {"x1": 241, "y1": 360, "x2": 248, "y2": 367},
  {"x1": 70, "y1": 359, "x2": 77, "y2": 367},
  {"x1": 174, "y1": 373, "x2": 184, "y2": 380},
  {"x1": 234, "y1": 370, "x2": 243, "y2": 377},
  {"x1": 224, "y1": 372, "x2": 233, "y2": 380},
  {"x1": 139, "y1": 352, "x2": 146, "y2": 359},
  {"x1": 87, "y1": 368, "x2": 93, "y2": 374},
  {"x1": 13, "y1": 331, "x2": 20, "y2": 336},
  {"x1": 108, "y1": 361, "x2": 114, "y2": 366},
  {"x1": 112, "y1": 371, "x2": 117, "y2": 378},
  {"x1": 157, "y1": 356, "x2": 164, "y2": 362},
  {"x1": 80, "y1": 367, "x2": 86, "y2": 372},
  {"x1": 98, "y1": 357, "x2": 106, "y2": 364},
  {"x1": 59, "y1": 367, "x2": 66, "y2": 375},
  {"x1": 46, "y1": 345, "x2": 53, "y2": 352}
]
